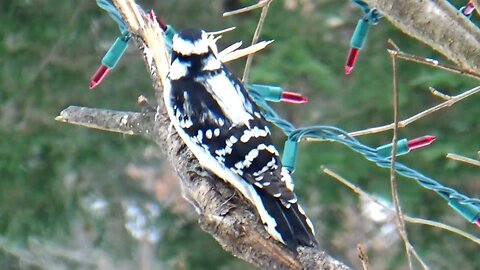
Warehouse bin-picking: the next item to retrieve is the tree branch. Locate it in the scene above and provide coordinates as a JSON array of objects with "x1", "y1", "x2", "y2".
[
  {"x1": 55, "y1": 105, "x2": 155, "y2": 138},
  {"x1": 362, "y1": 0, "x2": 480, "y2": 72},
  {"x1": 55, "y1": 0, "x2": 350, "y2": 269}
]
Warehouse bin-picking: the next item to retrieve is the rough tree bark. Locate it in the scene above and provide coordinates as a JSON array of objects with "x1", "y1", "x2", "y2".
[{"x1": 55, "y1": 0, "x2": 480, "y2": 269}]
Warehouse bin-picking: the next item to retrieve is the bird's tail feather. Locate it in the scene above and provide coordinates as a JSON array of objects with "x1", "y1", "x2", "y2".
[{"x1": 254, "y1": 186, "x2": 317, "y2": 251}]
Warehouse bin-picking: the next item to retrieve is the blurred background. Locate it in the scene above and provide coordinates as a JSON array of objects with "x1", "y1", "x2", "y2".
[{"x1": 1, "y1": 0, "x2": 479, "y2": 269}]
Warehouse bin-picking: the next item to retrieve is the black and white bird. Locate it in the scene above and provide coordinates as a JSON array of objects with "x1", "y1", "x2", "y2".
[{"x1": 163, "y1": 29, "x2": 317, "y2": 250}]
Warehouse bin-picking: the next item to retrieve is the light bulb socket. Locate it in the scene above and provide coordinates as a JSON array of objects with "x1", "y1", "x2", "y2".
[
  {"x1": 248, "y1": 84, "x2": 283, "y2": 102},
  {"x1": 448, "y1": 198, "x2": 480, "y2": 223},
  {"x1": 376, "y1": 138, "x2": 409, "y2": 158},
  {"x1": 282, "y1": 139, "x2": 299, "y2": 172},
  {"x1": 102, "y1": 36, "x2": 129, "y2": 69},
  {"x1": 164, "y1": 25, "x2": 176, "y2": 50},
  {"x1": 350, "y1": 19, "x2": 370, "y2": 49}
]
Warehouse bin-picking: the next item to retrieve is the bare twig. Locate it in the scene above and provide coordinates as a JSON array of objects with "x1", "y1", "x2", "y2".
[
  {"x1": 428, "y1": 87, "x2": 451, "y2": 100},
  {"x1": 55, "y1": 106, "x2": 155, "y2": 138},
  {"x1": 349, "y1": 85, "x2": 480, "y2": 137},
  {"x1": 218, "y1": 41, "x2": 243, "y2": 58},
  {"x1": 220, "y1": 40, "x2": 274, "y2": 63},
  {"x1": 347, "y1": 41, "x2": 480, "y2": 137},
  {"x1": 356, "y1": 244, "x2": 370, "y2": 270},
  {"x1": 242, "y1": 0, "x2": 273, "y2": 83},
  {"x1": 405, "y1": 217, "x2": 480, "y2": 245},
  {"x1": 446, "y1": 153, "x2": 480, "y2": 167},
  {"x1": 389, "y1": 50, "x2": 414, "y2": 270},
  {"x1": 322, "y1": 168, "x2": 430, "y2": 270},
  {"x1": 114, "y1": 0, "x2": 170, "y2": 84},
  {"x1": 223, "y1": 1, "x2": 269, "y2": 17},
  {"x1": 321, "y1": 166, "x2": 480, "y2": 246},
  {"x1": 386, "y1": 42, "x2": 480, "y2": 80},
  {"x1": 206, "y1": 26, "x2": 236, "y2": 36}
]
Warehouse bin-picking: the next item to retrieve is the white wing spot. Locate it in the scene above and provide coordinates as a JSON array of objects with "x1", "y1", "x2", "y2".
[
  {"x1": 281, "y1": 167, "x2": 294, "y2": 191},
  {"x1": 267, "y1": 145, "x2": 278, "y2": 155},
  {"x1": 226, "y1": 136, "x2": 238, "y2": 148},
  {"x1": 306, "y1": 218, "x2": 315, "y2": 235},
  {"x1": 267, "y1": 158, "x2": 276, "y2": 168},
  {"x1": 215, "y1": 149, "x2": 226, "y2": 156},
  {"x1": 234, "y1": 161, "x2": 244, "y2": 169},
  {"x1": 297, "y1": 205, "x2": 306, "y2": 215},
  {"x1": 240, "y1": 130, "x2": 252, "y2": 143},
  {"x1": 245, "y1": 149, "x2": 259, "y2": 162},
  {"x1": 253, "y1": 165, "x2": 269, "y2": 176},
  {"x1": 242, "y1": 159, "x2": 252, "y2": 168},
  {"x1": 258, "y1": 144, "x2": 278, "y2": 155},
  {"x1": 252, "y1": 126, "x2": 268, "y2": 137},
  {"x1": 197, "y1": 130, "x2": 203, "y2": 142},
  {"x1": 206, "y1": 129, "x2": 213, "y2": 139},
  {"x1": 179, "y1": 118, "x2": 193, "y2": 128},
  {"x1": 214, "y1": 128, "x2": 220, "y2": 137},
  {"x1": 184, "y1": 119, "x2": 193, "y2": 128}
]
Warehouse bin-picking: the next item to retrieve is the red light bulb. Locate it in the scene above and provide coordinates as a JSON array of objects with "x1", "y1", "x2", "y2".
[
  {"x1": 463, "y1": 1, "x2": 475, "y2": 16},
  {"x1": 281, "y1": 91, "x2": 308, "y2": 104},
  {"x1": 148, "y1": 10, "x2": 156, "y2": 21},
  {"x1": 148, "y1": 10, "x2": 167, "y2": 31},
  {"x1": 345, "y1": 47, "x2": 359, "y2": 75},
  {"x1": 407, "y1": 135, "x2": 436, "y2": 151},
  {"x1": 89, "y1": 65, "x2": 110, "y2": 90}
]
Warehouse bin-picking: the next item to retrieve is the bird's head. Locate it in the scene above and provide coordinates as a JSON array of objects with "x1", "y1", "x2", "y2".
[
  {"x1": 172, "y1": 29, "x2": 214, "y2": 57},
  {"x1": 169, "y1": 29, "x2": 222, "y2": 78}
]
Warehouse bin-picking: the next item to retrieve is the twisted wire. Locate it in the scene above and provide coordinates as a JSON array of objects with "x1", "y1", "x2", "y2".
[
  {"x1": 351, "y1": 0, "x2": 383, "y2": 24},
  {"x1": 96, "y1": 0, "x2": 128, "y2": 33},
  {"x1": 249, "y1": 88, "x2": 480, "y2": 208}
]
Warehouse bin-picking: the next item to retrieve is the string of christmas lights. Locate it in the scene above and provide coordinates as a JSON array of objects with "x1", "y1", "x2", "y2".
[
  {"x1": 96, "y1": 0, "x2": 128, "y2": 33},
  {"x1": 344, "y1": 0, "x2": 383, "y2": 74},
  {"x1": 248, "y1": 89, "x2": 480, "y2": 227},
  {"x1": 94, "y1": 1, "x2": 480, "y2": 228},
  {"x1": 345, "y1": 0, "x2": 477, "y2": 75}
]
